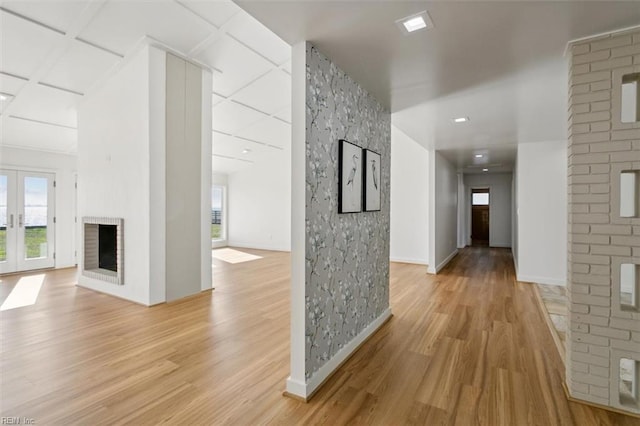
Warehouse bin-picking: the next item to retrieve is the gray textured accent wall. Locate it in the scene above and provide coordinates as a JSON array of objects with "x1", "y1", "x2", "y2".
[{"x1": 305, "y1": 43, "x2": 391, "y2": 379}]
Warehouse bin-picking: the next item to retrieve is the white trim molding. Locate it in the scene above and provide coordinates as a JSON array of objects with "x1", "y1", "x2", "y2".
[
  {"x1": 428, "y1": 249, "x2": 458, "y2": 274},
  {"x1": 490, "y1": 243, "x2": 512, "y2": 248},
  {"x1": 82, "y1": 217, "x2": 124, "y2": 285},
  {"x1": 390, "y1": 257, "x2": 428, "y2": 266},
  {"x1": 227, "y1": 241, "x2": 291, "y2": 252},
  {"x1": 286, "y1": 307, "x2": 392, "y2": 400},
  {"x1": 517, "y1": 274, "x2": 566, "y2": 287}
]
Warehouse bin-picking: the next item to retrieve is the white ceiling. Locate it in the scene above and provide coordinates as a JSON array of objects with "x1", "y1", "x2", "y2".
[
  {"x1": 438, "y1": 146, "x2": 517, "y2": 175},
  {"x1": 0, "y1": 0, "x2": 291, "y2": 174},
  {"x1": 3, "y1": 1, "x2": 639, "y2": 175},
  {"x1": 236, "y1": 0, "x2": 640, "y2": 173}
]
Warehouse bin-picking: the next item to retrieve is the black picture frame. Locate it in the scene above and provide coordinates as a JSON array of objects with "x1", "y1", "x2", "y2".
[
  {"x1": 363, "y1": 149, "x2": 381, "y2": 212},
  {"x1": 338, "y1": 139, "x2": 363, "y2": 213}
]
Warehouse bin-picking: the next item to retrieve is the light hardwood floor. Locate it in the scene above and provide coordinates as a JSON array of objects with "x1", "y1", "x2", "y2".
[{"x1": 0, "y1": 247, "x2": 636, "y2": 425}]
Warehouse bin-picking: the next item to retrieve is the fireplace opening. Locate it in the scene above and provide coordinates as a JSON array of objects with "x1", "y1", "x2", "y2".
[
  {"x1": 99, "y1": 225, "x2": 117, "y2": 272},
  {"x1": 83, "y1": 217, "x2": 124, "y2": 285}
]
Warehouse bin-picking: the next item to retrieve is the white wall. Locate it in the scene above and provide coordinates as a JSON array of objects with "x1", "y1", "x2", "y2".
[
  {"x1": 457, "y1": 173, "x2": 466, "y2": 249},
  {"x1": 390, "y1": 125, "x2": 429, "y2": 265},
  {"x1": 288, "y1": 40, "x2": 306, "y2": 396},
  {"x1": 164, "y1": 53, "x2": 210, "y2": 302},
  {"x1": 511, "y1": 160, "x2": 518, "y2": 273},
  {"x1": 0, "y1": 147, "x2": 77, "y2": 268},
  {"x1": 516, "y1": 140, "x2": 567, "y2": 286},
  {"x1": 200, "y1": 70, "x2": 213, "y2": 291},
  {"x1": 227, "y1": 148, "x2": 291, "y2": 252},
  {"x1": 78, "y1": 45, "x2": 156, "y2": 305},
  {"x1": 148, "y1": 45, "x2": 167, "y2": 304},
  {"x1": 464, "y1": 172, "x2": 513, "y2": 248},
  {"x1": 213, "y1": 173, "x2": 227, "y2": 186},
  {"x1": 79, "y1": 45, "x2": 211, "y2": 304},
  {"x1": 428, "y1": 151, "x2": 458, "y2": 273}
]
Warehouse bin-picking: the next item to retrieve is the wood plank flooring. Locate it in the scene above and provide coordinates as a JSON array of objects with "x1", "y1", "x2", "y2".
[{"x1": 0, "y1": 247, "x2": 637, "y2": 425}]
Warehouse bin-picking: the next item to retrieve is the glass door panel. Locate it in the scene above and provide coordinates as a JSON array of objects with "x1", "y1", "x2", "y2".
[
  {"x1": 0, "y1": 174, "x2": 7, "y2": 262},
  {"x1": 23, "y1": 176, "x2": 49, "y2": 259},
  {"x1": 0, "y1": 170, "x2": 55, "y2": 274},
  {"x1": 16, "y1": 172, "x2": 55, "y2": 271}
]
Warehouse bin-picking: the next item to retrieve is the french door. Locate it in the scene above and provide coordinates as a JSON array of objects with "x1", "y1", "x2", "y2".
[{"x1": 0, "y1": 170, "x2": 55, "y2": 274}]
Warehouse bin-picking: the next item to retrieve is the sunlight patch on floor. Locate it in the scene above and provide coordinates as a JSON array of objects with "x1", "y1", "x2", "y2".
[
  {"x1": 1, "y1": 274, "x2": 45, "y2": 311},
  {"x1": 212, "y1": 248, "x2": 262, "y2": 264}
]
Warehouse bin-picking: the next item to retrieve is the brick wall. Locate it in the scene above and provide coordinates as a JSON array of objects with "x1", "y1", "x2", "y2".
[{"x1": 567, "y1": 29, "x2": 640, "y2": 414}]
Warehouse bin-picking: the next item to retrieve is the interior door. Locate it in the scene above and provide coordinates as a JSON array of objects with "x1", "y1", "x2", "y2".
[
  {"x1": 471, "y1": 189, "x2": 490, "y2": 245},
  {"x1": 0, "y1": 170, "x2": 55, "y2": 274},
  {"x1": 472, "y1": 206, "x2": 490, "y2": 241}
]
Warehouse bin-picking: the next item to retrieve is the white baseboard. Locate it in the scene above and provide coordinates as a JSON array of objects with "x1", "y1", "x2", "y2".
[
  {"x1": 517, "y1": 274, "x2": 566, "y2": 286},
  {"x1": 490, "y1": 243, "x2": 511, "y2": 248},
  {"x1": 211, "y1": 239, "x2": 227, "y2": 249},
  {"x1": 427, "y1": 249, "x2": 458, "y2": 274},
  {"x1": 286, "y1": 307, "x2": 392, "y2": 400},
  {"x1": 390, "y1": 257, "x2": 428, "y2": 265},
  {"x1": 227, "y1": 241, "x2": 291, "y2": 252},
  {"x1": 285, "y1": 377, "x2": 306, "y2": 399},
  {"x1": 512, "y1": 250, "x2": 518, "y2": 275}
]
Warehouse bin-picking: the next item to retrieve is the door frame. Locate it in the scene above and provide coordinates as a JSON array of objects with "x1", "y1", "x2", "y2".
[
  {"x1": 17, "y1": 171, "x2": 56, "y2": 271},
  {"x1": 0, "y1": 170, "x2": 18, "y2": 274},
  {"x1": 0, "y1": 168, "x2": 56, "y2": 274},
  {"x1": 73, "y1": 172, "x2": 78, "y2": 265}
]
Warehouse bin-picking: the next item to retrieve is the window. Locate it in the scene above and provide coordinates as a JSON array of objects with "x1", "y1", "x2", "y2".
[
  {"x1": 620, "y1": 357, "x2": 639, "y2": 409},
  {"x1": 211, "y1": 186, "x2": 225, "y2": 241},
  {"x1": 621, "y1": 73, "x2": 639, "y2": 123},
  {"x1": 620, "y1": 171, "x2": 639, "y2": 218},
  {"x1": 620, "y1": 263, "x2": 639, "y2": 311},
  {"x1": 472, "y1": 192, "x2": 489, "y2": 206}
]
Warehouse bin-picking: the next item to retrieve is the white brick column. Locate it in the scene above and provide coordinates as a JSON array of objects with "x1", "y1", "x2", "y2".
[{"x1": 567, "y1": 29, "x2": 640, "y2": 414}]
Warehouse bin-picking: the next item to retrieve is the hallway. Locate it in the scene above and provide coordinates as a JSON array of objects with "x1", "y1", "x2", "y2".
[{"x1": 0, "y1": 248, "x2": 636, "y2": 424}]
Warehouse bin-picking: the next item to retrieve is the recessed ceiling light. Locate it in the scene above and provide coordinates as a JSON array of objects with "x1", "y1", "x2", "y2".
[
  {"x1": 242, "y1": 148, "x2": 251, "y2": 154},
  {"x1": 0, "y1": 93, "x2": 11, "y2": 101},
  {"x1": 483, "y1": 168, "x2": 488, "y2": 172},
  {"x1": 475, "y1": 154, "x2": 483, "y2": 158},
  {"x1": 396, "y1": 11, "x2": 434, "y2": 35},
  {"x1": 453, "y1": 117, "x2": 469, "y2": 123},
  {"x1": 403, "y1": 16, "x2": 426, "y2": 32}
]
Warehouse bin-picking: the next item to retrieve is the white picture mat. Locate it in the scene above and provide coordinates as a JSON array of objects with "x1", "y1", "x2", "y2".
[{"x1": 365, "y1": 150, "x2": 381, "y2": 211}]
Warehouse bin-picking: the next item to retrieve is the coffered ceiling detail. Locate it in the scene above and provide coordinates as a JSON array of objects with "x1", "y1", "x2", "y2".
[{"x1": 0, "y1": 0, "x2": 291, "y2": 174}]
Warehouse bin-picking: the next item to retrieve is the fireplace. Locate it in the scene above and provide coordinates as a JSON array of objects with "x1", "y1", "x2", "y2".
[{"x1": 83, "y1": 217, "x2": 124, "y2": 285}]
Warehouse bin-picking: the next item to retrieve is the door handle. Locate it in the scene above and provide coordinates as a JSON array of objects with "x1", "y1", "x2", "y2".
[
  {"x1": 9, "y1": 214, "x2": 14, "y2": 228},
  {"x1": 18, "y1": 214, "x2": 23, "y2": 228}
]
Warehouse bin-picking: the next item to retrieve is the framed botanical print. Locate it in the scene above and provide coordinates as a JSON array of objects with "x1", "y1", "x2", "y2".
[
  {"x1": 338, "y1": 139, "x2": 363, "y2": 213},
  {"x1": 363, "y1": 149, "x2": 381, "y2": 212}
]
